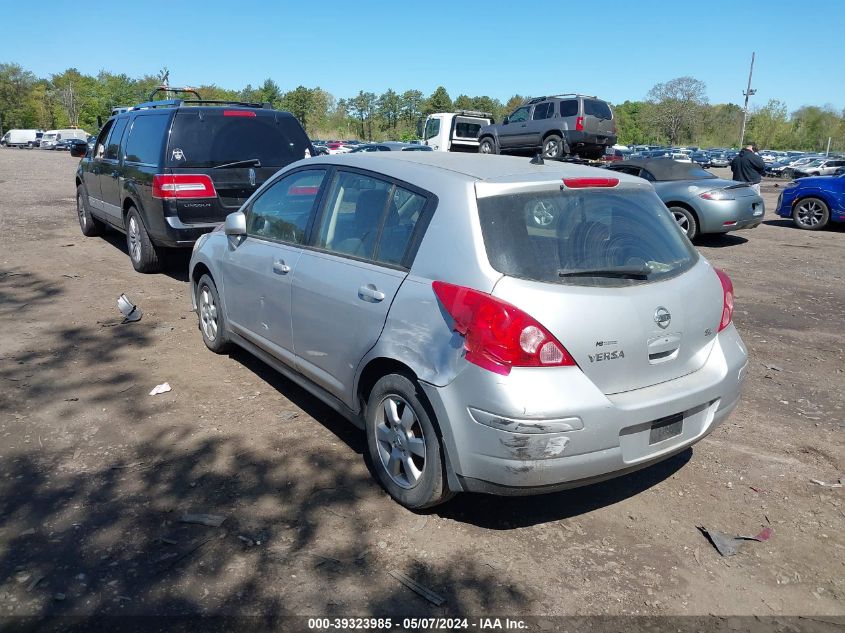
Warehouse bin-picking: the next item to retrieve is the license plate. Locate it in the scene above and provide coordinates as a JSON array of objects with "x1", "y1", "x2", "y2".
[{"x1": 649, "y1": 414, "x2": 683, "y2": 444}]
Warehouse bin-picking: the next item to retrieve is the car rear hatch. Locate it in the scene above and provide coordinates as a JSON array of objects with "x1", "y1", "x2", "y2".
[
  {"x1": 165, "y1": 108, "x2": 312, "y2": 223},
  {"x1": 581, "y1": 98, "x2": 616, "y2": 140},
  {"x1": 476, "y1": 179, "x2": 723, "y2": 395}
]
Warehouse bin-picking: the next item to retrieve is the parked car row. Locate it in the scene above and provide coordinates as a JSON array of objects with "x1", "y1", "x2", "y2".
[
  {"x1": 1, "y1": 128, "x2": 93, "y2": 150},
  {"x1": 70, "y1": 90, "x2": 749, "y2": 509}
]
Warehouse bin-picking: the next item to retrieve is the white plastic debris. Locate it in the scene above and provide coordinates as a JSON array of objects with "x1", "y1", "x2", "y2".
[
  {"x1": 149, "y1": 382, "x2": 172, "y2": 396},
  {"x1": 117, "y1": 294, "x2": 142, "y2": 323}
]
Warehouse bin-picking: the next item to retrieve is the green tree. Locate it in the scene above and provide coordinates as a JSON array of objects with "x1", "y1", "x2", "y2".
[
  {"x1": 349, "y1": 90, "x2": 377, "y2": 140},
  {"x1": 400, "y1": 89, "x2": 424, "y2": 125},
  {"x1": 424, "y1": 86, "x2": 452, "y2": 115},
  {"x1": 377, "y1": 89, "x2": 401, "y2": 132},
  {"x1": 645, "y1": 76, "x2": 708, "y2": 145},
  {"x1": 0, "y1": 63, "x2": 37, "y2": 131},
  {"x1": 504, "y1": 94, "x2": 526, "y2": 113}
]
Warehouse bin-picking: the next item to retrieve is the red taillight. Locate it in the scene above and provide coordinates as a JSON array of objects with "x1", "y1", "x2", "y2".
[
  {"x1": 715, "y1": 268, "x2": 734, "y2": 332},
  {"x1": 575, "y1": 116, "x2": 584, "y2": 131},
  {"x1": 432, "y1": 281, "x2": 576, "y2": 376},
  {"x1": 223, "y1": 110, "x2": 256, "y2": 117},
  {"x1": 152, "y1": 174, "x2": 216, "y2": 199},
  {"x1": 562, "y1": 177, "x2": 619, "y2": 188}
]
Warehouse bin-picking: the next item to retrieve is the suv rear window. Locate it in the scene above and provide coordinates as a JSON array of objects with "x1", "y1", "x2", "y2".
[
  {"x1": 583, "y1": 99, "x2": 613, "y2": 119},
  {"x1": 166, "y1": 111, "x2": 308, "y2": 168},
  {"x1": 477, "y1": 188, "x2": 697, "y2": 287}
]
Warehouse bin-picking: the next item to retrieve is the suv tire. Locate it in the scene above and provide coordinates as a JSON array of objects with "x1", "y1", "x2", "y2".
[
  {"x1": 126, "y1": 207, "x2": 162, "y2": 273},
  {"x1": 541, "y1": 134, "x2": 564, "y2": 160},
  {"x1": 196, "y1": 274, "x2": 231, "y2": 353},
  {"x1": 76, "y1": 185, "x2": 103, "y2": 237},
  {"x1": 478, "y1": 137, "x2": 498, "y2": 155},
  {"x1": 365, "y1": 373, "x2": 453, "y2": 509}
]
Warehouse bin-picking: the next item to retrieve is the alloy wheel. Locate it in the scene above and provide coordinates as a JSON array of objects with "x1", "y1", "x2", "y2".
[
  {"x1": 128, "y1": 216, "x2": 142, "y2": 262},
  {"x1": 374, "y1": 395, "x2": 426, "y2": 489},
  {"x1": 672, "y1": 210, "x2": 690, "y2": 233},
  {"x1": 795, "y1": 200, "x2": 825, "y2": 227},
  {"x1": 77, "y1": 194, "x2": 86, "y2": 229},
  {"x1": 543, "y1": 139, "x2": 559, "y2": 157},
  {"x1": 199, "y1": 285, "x2": 218, "y2": 341}
]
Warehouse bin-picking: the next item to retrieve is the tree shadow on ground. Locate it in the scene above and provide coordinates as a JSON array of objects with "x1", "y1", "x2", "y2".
[{"x1": 98, "y1": 231, "x2": 190, "y2": 283}]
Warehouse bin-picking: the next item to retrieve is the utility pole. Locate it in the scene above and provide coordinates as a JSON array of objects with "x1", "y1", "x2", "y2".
[
  {"x1": 739, "y1": 52, "x2": 756, "y2": 148},
  {"x1": 826, "y1": 137, "x2": 831, "y2": 156}
]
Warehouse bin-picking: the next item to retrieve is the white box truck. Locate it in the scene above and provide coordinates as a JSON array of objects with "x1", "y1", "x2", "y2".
[
  {"x1": 1, "y1": 129, "x2": 43, "y2": 148},
  {"x1": 420, "y1": 111, "x2": 493, "y2": 152}
]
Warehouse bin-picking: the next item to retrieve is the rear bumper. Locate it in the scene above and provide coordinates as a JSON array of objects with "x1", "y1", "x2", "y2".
[
  {"x1": 421, "y1": 324, "x2": 748, "y2": 494},
  {"x1": 155, "y1": 215, "x2": 220, "y2": 247},
  {"x1": 696, "y1": 196, "x2": 765, "y2": 234}
]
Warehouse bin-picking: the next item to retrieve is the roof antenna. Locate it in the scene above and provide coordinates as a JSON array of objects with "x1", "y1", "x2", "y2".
[{"x1": 530, "y1": 153, "x2": 545, "y2": 165}]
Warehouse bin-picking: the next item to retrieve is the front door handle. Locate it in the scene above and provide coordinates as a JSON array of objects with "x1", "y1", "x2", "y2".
[
  {"x1": 358, "y1": 284, "x2": 385, "y2": 302},
  {"x1": 272, "y1": 259, "x2": 291, "y2": 274}
]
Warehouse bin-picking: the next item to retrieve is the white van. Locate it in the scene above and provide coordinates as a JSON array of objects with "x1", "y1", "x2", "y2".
[
  {"x1": 1, "y1": 129, "x2": 43, "y2": 148},
  {"x1": 40, "y1": 128, "x2": 89, "y2": 150}
]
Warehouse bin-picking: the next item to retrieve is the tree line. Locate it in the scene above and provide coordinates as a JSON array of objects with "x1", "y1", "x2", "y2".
[{"x1": 1, "y1": 63, "x2": 842, "y2": 152}]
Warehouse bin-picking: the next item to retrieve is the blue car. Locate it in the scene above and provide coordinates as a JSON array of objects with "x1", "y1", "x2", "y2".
[{"x1": 775, "y1": 172, "x2": 845, "y2": 230}]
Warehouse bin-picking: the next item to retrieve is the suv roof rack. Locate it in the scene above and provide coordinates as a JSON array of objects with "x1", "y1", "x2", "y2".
[
  {"x1": 526, "y1": 93, "x2": 599, "y2": 104},
  {"x1": 132, "y1": 98, "x2": 274, "y2": 112}
]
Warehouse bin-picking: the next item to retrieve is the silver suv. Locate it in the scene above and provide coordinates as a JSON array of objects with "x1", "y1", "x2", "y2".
[
  {"x1": 189, "y1": 152, "x2": 748, "y2": 508},
  {"x1": 478, "y1": 94, "x2": 617, "y2": 160}
]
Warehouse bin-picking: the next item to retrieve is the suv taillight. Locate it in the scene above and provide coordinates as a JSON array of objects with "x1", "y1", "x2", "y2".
[
  {"x1": 432, "y1": 281, "x2": 576, "y2": 376},
  {"x1": 575, "y1": 116, "x2": 585, "y2": 131},
  {"x1": 152, "y1": 174, "x2": 217, "y2": 199},
  {"x1": 715, "y1": 268, "x2": 734, "y2": 332}
]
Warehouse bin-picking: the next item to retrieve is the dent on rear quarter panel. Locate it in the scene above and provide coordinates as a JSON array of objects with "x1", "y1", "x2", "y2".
[{"x1": 365, "y1": 277, "x2": 465, "y2": 387}]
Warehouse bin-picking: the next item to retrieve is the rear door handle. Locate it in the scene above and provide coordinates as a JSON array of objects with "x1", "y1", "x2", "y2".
[
  {"x1": 358, "y1": 284, "x2": 385, "y2": 302},
  {"x1": 272, "y1": 259, "x2": 291, "y2": 274}
]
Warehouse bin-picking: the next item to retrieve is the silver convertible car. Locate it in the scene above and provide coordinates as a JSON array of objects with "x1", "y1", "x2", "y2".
[
  {"x1": 189, "y1": 153, "x2": 748, "y2": 508},
  {"x1": 605, "y1": 159, "x2": 765, "y2": 239}
]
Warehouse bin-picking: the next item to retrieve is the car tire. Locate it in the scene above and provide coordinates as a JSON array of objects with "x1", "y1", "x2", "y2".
[
  {"x1": 365, "y1": 373, "x2": 453, "y2": 509},
  {"x1": 76, "y1": 185, "x2": 103, "y2": 237},
  {"x1": 792, "y1": 197, "x2": 830, "y2": 230},
  {"x1": 196, "y1": 274, "x2": 231, "y2": 353},
  {"x1": 669, "y1": 205, "x2": 698, "y2": 240},
  {"x1": 478, "y1": 137, "x2": 498, "y2": 155},
  {"x1": 125, "y1": 207, "x2": 162, "y2": 273},
  {"x1": 541, "y1": 134, "x2": 564, "y2": 160}
]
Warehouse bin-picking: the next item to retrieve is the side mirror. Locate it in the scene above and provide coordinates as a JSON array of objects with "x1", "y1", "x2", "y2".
[
  {"x1": 503, "y1": 116, "x2": 510, "y2": 125},
  {"x1": 70, "y1": 144, "x2": 87, "y2": 158},
  {"x1": 224, "y1": 211, "x2": 247, "y2": 236}
]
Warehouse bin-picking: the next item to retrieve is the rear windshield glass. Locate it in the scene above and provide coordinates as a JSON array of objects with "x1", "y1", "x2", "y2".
[
  {"x1": 477, "y1": 188, "x2": 697, "y2": 287},
  {"x1": 583, "y1": 99, "x2": 613, "y2": 119},
  {"x1": 167, "y1": 111, "x2": 308, "y2": 168}
]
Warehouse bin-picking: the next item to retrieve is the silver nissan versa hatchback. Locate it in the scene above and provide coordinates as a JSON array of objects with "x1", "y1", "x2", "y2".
[{"x1": 189, "y1": 152, "x2": 748, "y2": 508}]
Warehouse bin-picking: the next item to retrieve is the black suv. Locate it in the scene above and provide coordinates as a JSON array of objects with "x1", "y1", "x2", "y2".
[
  {"x1": 477, "y1": 94, "x2": 616, "y2": 160},
  {"x1": 74, "y1": 87, "x2": 313, "y2": 272}
]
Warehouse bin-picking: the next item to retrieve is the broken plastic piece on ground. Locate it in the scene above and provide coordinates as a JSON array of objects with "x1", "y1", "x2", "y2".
[
  {"x1": 697, "y1": 525, "x2": 774, "y2": 557},
  {"x1": 117, "y1": 293, "x2": 142, "y2": 323},
  {"x1": 149, "y1": 382, "x2": 171, "y2": 396},
  {"x1": 810, "y1": 478, "x2": 843, "y2": 488},
  {"x1": 180, "y1": 513, "x2": 226, "y2": 527}
]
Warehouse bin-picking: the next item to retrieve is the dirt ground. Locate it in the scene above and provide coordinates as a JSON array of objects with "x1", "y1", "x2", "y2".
[{"x1": 0, "y1": 149, "x2": 842, "y2": 626}]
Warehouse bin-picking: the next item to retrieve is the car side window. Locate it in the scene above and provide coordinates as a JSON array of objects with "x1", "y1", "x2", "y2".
[
  {"x1": 94, "y1": 120, "x2": 114, "y2": 159},
  {"x1": 105, "y1": 118, "x2": 128, "y2": 161},
  {"x1": 532, "y1": 103, "x2": 550, "y2": 120},
  {"x1": 559, "y1": 100, "x2": 578, "y2": 117},
  {"x1": 317, "y1": 172, "x2": 392, "y2": 260},
  {"x1": 509, "y1": 107, "x2": 529, "y2": 123},
  {"x1": 375, "y1": 186, "x2": 427, "y2": 266},
  {"x1": 247, "y1": 169, "x2": 326, "y2": 244}
]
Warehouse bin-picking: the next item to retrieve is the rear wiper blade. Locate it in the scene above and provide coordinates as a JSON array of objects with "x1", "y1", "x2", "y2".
[
  {"x1": 213, "y1": 159, "x2": 261, "y2": 169},
  {"x1": 558, "y1": 267, "x2": 650, "y2": 279}
]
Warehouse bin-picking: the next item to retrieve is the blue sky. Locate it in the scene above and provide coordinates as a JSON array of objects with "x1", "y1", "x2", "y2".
[{"x1": 6, "y1": 0, "x2": 844, "y2": 112}]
